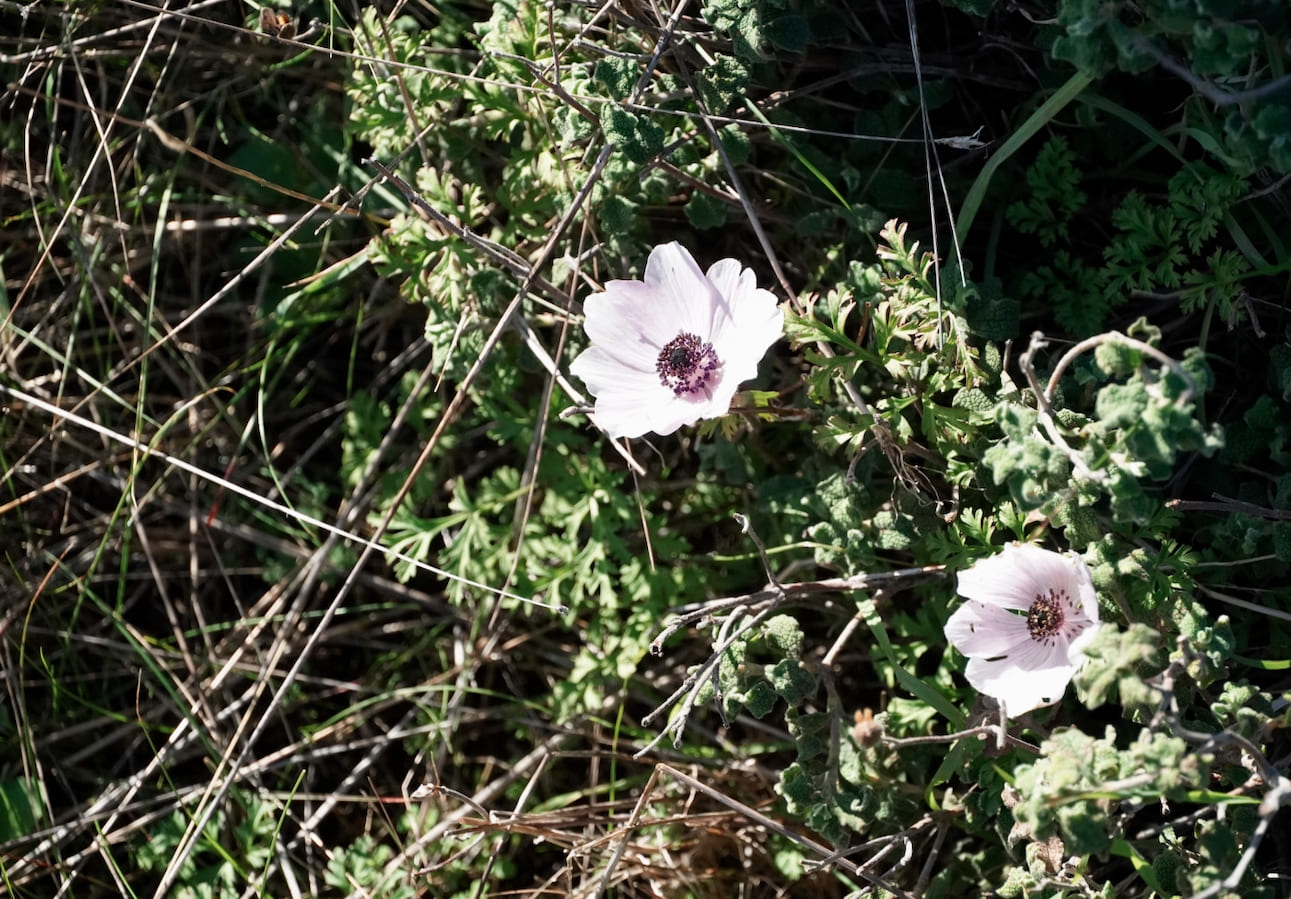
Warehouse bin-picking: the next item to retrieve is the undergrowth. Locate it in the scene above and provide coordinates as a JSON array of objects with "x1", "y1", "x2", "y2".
[{"x1": 2, "y1": 0, "x2": 1289, "y2": 897}]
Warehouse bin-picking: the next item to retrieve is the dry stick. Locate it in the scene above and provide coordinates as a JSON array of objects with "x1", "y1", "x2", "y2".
[
  {"x1": 1127, "y1": 33, "x2": 1291, "y2": 106},
  {"x1": 287, "y1": 705, "x2": 426, "y2": 855},
  {"x1": 1042, "y1": 331, "x2": 1196, "y2": 406},
  {"x1": 363, "y1": 159, "x2": 643, "y2": 480},
  {"x1": 481, "y1": 0, "x2": 694, "y2": 628},
  {"x1": 469, "y1": 750, "x2": 556, "y2": 899},
  {"x1": 0, "y1": 453, "x2": 130, "y2": 518},
  {"x1": 914, "y1": 816, "x2": 954, "y2": 896},
  {"x1": 148, "y1": 291, "x2": 573, "y2": 893},
  {"x1": 674, "y1": 16, "x2": 940, "y2": 491},
  {"x1": 381, "y1": 721, "x2": 590, "y2": 890},
  {"x1": 358, "y1": 161, "x2": 568, "y2": 306},
  {"x1": 637, "y1": 514, "x2": 790, "y2": 753},
  {"x1": 344, "y1": 109, "x2": 636, "y2": 897},
  {"x1": 0, "y1": 387, "x2": 545, "y2": 608},
  {"x1": 9, "y1": 0, "x2": 180, "y2": 312},
  {"x1": 649, "y1": 564, "x2": 948, "y2": 653},
  {"x1": 250, "y1": 338, "x2": 524, "y2": 878},
  {"x1": 639, "y1": 522, "x2": 946, "y2": 755},
  {"x1": 801, "y1": 811, "x2": 934, "y2": 873},
  {"x1": 498, "y1": 0, "x2": 614, "y2": 626},
  {"x1": 592, "y1": 762, "x2": 665, "y2": 898},
  {"x1": 821, "y1": 607, "x2": 867, "y2": 669},
  {"x1": 820, "y1": 673, "x2": 847, "y2": 815},
  {"x1": 903, "y1": 0, "x2": 966, "y2": 347},
  {"x1": 701, "y1": 513, "x2": 791, "y2": 721},
  {"x1": 1139, "y1": 638, "x2": 1290, "y2": 898},
  {"x1": 1, "y1": 692, "x2": 258, "y2": 885},
  {"x1": 1169, "y1": 493, "x2": 1291, "y2": 521},
  {"x1": 1018, "y1": 331, "x2": 1105, "y2": 484},
  {"x1": 6, "y1": 470, "x2": 297, "y2": 887},
  {"x1": 883, "y1": 725, "x2": 1040, "y2": 755},
  {"x1": 129, "y1": 518, "x2": 214, "y2": 728},
  {"x1": 1161, "y1": 638, "x2": 1291, "y2": 899},
  {"x1": 1193, "y1": 584, "x2": 1291, "y2": 623},
  {"x1": 16, "y1": 27, "x2": 416, "y2": 896},
  {"x1": 0, "y1": 0, "x2": 228, "y2": 64},
  {"x1": 635, "y1": 595, "x2": 786, "y2": 757},
  {"x1": 1022, "y1": 329, "x2": 1199, "y2": 487},
  {"x1": 287, "y1": 143, "x2": 619, "y2": 893},
  {"x1": 661, "y1": 21, "x2": 793, "y2": 299},
  {"x1": 635, "y1": 764, "x2": 915, "y2": 898},
  {"x1": 156, "y1": 569, "x2": 340, "y2": 896},
  {"x1": 0, "y1": 387, "x2": 550, "y2": 890}
]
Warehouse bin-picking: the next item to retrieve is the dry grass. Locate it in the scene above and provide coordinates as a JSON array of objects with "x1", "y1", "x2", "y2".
[{"x1": 0, "y1": 2, "x2": 880, "y2": 896}]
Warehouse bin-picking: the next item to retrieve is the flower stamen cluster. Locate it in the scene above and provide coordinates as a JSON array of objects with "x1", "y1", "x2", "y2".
[{"x1": 1026, "y1": 592, "x2": 1065, "y2": 644}]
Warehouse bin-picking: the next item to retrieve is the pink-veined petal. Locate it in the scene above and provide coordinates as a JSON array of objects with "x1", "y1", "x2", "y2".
[
  {"x1": 964, "y1": 655, "x2": 1076, "y2": 717},
  {"x1": 642, "y1": 242, "x2": 721, "y2": 338},
  {"x1": 569, "y1": 243, "x2": 782, "y2": 439},
  {"x1": 956, "y1": 543, "x2": 1081, "y2": 611},
  {"x1": 570, "y1": 346, "x2": 668, "y2": 402},
  {"x1": 944, "y1": 600, "x2": 1032, "y2": 658},
  {"x1": 581, "y1": 281, "x2": 673, "y2": 370}
]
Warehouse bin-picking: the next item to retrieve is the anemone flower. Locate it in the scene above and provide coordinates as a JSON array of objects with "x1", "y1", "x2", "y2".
[
  {"x1": 944, "y1": 543, "x2": 1101, "y2": 718},
  {"x1": 569, "y1": 242, "x2": 783, "y2": 439}
]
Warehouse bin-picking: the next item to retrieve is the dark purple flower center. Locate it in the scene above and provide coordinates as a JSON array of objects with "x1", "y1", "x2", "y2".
[
  {"x1": 656, "y1": 332, "x2": 720, "y2": 397},
  {"x1": 1027, "y1": 589, "x2": 1068, "y2": 645}
]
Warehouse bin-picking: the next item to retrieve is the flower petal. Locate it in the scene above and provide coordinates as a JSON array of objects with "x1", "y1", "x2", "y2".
[
  {"x1": 704, "y1": 258, "x2": 747, "y2": 307},
  {"x1": 964, "y1": 653, "x2": 1077, "y2": 717},
  {"x1": 1066, "y1": 618, "x2": 1102, "y2": 661},
  {"x1": 569, "y1": 243, "x2": 781, "y2": 439},
  {"x1": 708, "y1": 264, "x2": 782, "y2": 384},
  {"x1": 570, "y1": 346, "x2": 660, "y2": 396},
  {"x1": 944, "y1": 600, "x2": 1031, "y2": 658},
  {"x1": 1066, "y1": 550, "x2": 1101, "y2": 624},
  {"x1": 956, "y1": 543, "x2": 1080, "y2": 612},
  {"x1": 594, "y1": 395, "x2": 697, "y2": 437},
  {"x1": 581, "y1": 281, "x2": 673, "y2": 369},
  {"x1": 642, "y1": 242, "x2": 722, "y2": 338}
]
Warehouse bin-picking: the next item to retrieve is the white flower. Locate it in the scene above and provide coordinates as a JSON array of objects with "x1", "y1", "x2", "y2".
[
  {"x1": 569, "y1": 242, "x2": 783, "y2": 439},
  {"x1": 944, "y1": 543, "x2": 1101, "y2": 718}
]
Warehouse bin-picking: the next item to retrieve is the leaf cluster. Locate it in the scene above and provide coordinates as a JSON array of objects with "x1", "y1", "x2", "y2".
[
  {"x1": 1049, "y1": 0, "x2": 1291, "y2": 173},
  {"x1": 1009, "y1": 146, "x2": 1255, "y2": 335}
]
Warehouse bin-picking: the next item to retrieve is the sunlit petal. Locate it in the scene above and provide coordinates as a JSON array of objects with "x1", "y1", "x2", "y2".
[
  {"x1": 944, "y1": 543, "x2": 1102, "y2": 718},
  {"x1": 569, "y1": 242, "x2": 783, "y2": 439}
]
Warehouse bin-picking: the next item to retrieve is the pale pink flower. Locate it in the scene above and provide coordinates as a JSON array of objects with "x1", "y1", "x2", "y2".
[
  {"x1": 569, "y1": 242, "x2": 783, "y2": 439},
  {"x1": 944, "y1": 543, "x2": 1101, "y2": 718}
]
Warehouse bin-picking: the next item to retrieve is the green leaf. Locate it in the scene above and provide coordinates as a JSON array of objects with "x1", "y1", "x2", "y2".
[
  {"x1": 765, "y1": 14, "x2": 809, "y2": 52},
  {"x1": 957, "y1": 70, "x2": 1094, "y2": 246},
  {"x1": 0, "y1": 778, "x2": 42, "y2": 842},
  {"x1": 602, "y1": 106, "x2": 664, "y2": 163},
  {"x1": 696, "y1": 55, "x2": 750, "y2": 114},
  {"x1": 759, "y1": 614, "x2": 804, "y2": 660},
  {"x1": 592, "y1": 56, "x2": 638, "y2": 99},
  {"x1": 684, "y1": 189, "x2": 727, "y2": 229},
  {"x1": 767, "y1": 659, "x2": 817, "y2": 705}
]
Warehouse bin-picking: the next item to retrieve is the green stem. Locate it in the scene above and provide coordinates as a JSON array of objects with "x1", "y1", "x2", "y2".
[{"x1": 956, "y1": 70, "x2": 1095, "y2": 253}]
